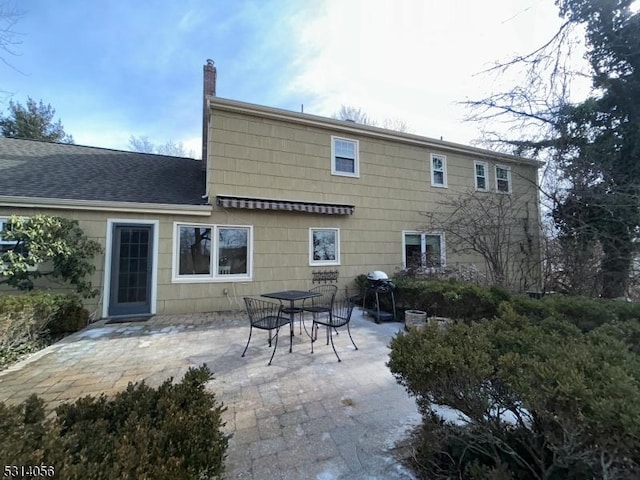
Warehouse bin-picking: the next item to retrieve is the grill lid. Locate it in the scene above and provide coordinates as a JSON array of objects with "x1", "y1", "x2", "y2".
[{"x1": 367, "y1": 271, "x2": 389, "y2": 281}]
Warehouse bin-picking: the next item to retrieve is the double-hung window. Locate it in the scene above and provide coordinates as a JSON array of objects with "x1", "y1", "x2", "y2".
[
  {"x1": 331, "y1": 137, "x2": 359, "y2": 177},
  {"x1": 474, "y1": 161, "x2": 489, "y2": 191},
  {"x1": 309, "y1": 228, "x2": 340, "y2": 266},
  {"x1": 495, "y1": 165, "x2": 512, "y2": 193},
  {"x1": 403, "y1": 231, "x2": 445, "y2": 270},
  {"x1": 430, "y1": 154, "x2": 447, "y2": 187},
  {"x1": 173, "y1": 223, "x2": 252, "y2": 282}
]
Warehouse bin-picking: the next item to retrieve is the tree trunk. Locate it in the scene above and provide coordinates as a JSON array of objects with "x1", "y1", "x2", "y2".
[{"x1": 600, "y1": 236, "x2": 632, "y2": 298}]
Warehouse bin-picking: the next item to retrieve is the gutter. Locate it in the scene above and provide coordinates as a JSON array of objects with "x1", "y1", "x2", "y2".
[{"x1": 0, "y1": 196, "x2": 213, "y2": 216}]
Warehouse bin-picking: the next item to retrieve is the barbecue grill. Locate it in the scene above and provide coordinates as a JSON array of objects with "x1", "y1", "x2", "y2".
[{"x1": 363, "y1": 271, "x2": 396, "y2": 322}]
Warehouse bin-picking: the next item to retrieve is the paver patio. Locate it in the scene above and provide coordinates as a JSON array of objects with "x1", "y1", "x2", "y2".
[{"x1": 0, "y1": 308, "x2": 420, "y2": 479}]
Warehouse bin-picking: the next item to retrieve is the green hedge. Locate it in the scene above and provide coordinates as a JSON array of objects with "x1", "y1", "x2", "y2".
[
  {"x1": 509, "y1": 294, "x2": 640, "y2": 332},
  {"x1": 0, "y1": 365, "x2": 228, "y2": 479},
  {"x1": 392, "y1": 278, "x2": 510, "y2": 322},
  {"x1": 390, "y1": 278, "x2": 640, "y2": 331}
]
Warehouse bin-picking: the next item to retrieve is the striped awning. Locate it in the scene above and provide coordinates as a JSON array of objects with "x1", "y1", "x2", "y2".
[{"x1": 216, "y1": 195, "x2": 354, "y2": 215}]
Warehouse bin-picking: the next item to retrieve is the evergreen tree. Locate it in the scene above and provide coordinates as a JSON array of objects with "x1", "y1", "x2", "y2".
[
  {"x1": 552, "y1": 0, "x2": 640, "y2": 297},
  {"x1": 0, "y1": 97, "x2": 74, "y2": 143}
]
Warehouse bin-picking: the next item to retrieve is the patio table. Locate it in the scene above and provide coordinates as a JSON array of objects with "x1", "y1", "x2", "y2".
[{"x1": 261, "y1": 290, "x2": 322, "y2": 345}]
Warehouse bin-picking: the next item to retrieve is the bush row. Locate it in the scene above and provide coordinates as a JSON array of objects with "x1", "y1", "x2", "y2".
[
  {"x1": 387, "y1": 278, "x2": 640, "y2": 331},
  {"x1": 392, "y1": 278, "x2": 510, "y2": 322},
  {"x1": 0, "y1": 365, "x2": 229, "y2": 479}
]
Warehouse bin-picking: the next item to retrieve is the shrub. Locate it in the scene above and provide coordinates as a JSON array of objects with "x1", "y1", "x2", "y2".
[
  {"x1": 510, "y1": 294, "x2": 640, "y2": 332},
  {"x1": 391, "y1": 277, "x2": 640, "y2": 330},
  {"x1": 387, "y1": 309, "x2": 640, "y2": 479},
  {"x1": 0, "y1": 292, "x2": 89, "y2": 369},
  {"x1": 47, "y1": 294, "x2": 89, "y2": 334},
  {"x1": 392, "y1": 278, "x2": 510, "y2": 321},
  {"x1": 0, "y1": 292, "x2": 58, "y2": 348},
  {"x1": 0, "y1": 214, "x2": 103, "y2": 298},
  {"x1": 0, "y1": 365, "x2": 229, "y2": 479}
]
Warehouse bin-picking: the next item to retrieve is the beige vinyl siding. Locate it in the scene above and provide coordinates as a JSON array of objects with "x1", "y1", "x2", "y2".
[
  {"x1": 0, "y1": 102, "x2": 541, "y2": 319},
  {"x1": 207, "y1": 106, "x2": 542, "y2": 295}
]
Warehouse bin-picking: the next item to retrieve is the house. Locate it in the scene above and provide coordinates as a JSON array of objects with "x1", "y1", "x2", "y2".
[{"x1": 0, "y1": 61, "x2": 542, "y2": 319}]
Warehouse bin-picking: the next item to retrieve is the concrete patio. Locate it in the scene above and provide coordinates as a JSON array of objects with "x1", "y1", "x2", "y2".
[{"x1": 0, "y1": 308, "x2": 421, "y2": 479}]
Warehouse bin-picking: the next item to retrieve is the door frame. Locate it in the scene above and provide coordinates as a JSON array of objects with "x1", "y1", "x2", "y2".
[{"x1": 102, "y1": 219, "x2": 159, "y2": 319}]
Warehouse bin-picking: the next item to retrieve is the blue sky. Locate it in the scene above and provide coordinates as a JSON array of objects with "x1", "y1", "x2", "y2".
[{"x1": 1, "y1": 0, "x2": 579, "y2": 157}]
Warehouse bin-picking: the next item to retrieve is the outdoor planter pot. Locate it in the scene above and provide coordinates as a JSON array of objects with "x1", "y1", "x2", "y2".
[
  {"x1": 404, "y1": 310, "x2": 427, "y2": 331},
  {"x1": 428, "y1": 316, "x2": 453, "y2": 330}
]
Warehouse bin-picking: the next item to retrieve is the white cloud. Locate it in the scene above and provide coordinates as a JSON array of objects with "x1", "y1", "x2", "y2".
[{"x1": 286, "y1": 0, "x2": 578, "y2": 144}]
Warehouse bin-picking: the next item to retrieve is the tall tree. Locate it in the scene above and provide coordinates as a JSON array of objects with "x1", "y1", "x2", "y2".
[
  {"x1": 128, "y1": 135, "x2": 155, "y2": 153},
  {"x1": 0, "y1": 97, "x2": 74, "y2": 143},
  {"x1": 128, "y1": 135, "x2": 196, "y2": 158},
  {"x1": 0, "y1": 1, "x2": 22, "y2": 68},
  {"x1": 334, "y1": 105, "x2": 378, "y2": 126},
  {"x1": 333, "y1": 104, "x2": 410, "y2": 132},
  {"x1": 554, "y1": 0, "x2": 640, "y2": 298},
  {"x1": 467, "y1": 0, "x2": 640, "y2": 298}
]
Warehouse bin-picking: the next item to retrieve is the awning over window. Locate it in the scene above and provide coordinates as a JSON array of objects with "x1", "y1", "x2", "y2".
[{"x1": 216, "y1": 195, "x2": 355, "y2": 215}]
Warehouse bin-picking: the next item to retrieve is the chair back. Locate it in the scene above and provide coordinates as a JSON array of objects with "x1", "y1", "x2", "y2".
[
  {"x1": 331, "y1": 297, "x2": 355, "y2": 326},
  {"x1": 244, "y1": 297, "x2": 283, "y2": 326},
  {"x1": 309, "y1": 284, "x2": 338, "y2": 308}
]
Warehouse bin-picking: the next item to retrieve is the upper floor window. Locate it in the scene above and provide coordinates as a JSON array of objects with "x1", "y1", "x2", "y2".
[
  {"x1": 309, "y1": 228, "x2": 340, "y2": 266},
  {"x1": 495, "y1": 165, "x2": 512, "y2": 193},
  {"x1": 403, "y1": 231, "x2": 445, "y2": 270},
  {"x1": 331, "y1": 137, "x2": 359, "y2": 177},
  {"x1": 173, "y1": 223, "x2": 252, "y2": 282},
  {"x1": 474, "y1": 161, "x2": 489, "y2": 191},
  {"x1": 430, "y1": 154, "x2": 447, "y2": 187}
]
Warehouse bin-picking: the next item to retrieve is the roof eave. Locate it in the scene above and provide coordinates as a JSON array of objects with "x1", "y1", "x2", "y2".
[
  {"x1": 207, "y1": 96, "x2": 545, "y2": 168},
  {"x1": 0, "y1": 196, "x2": 213, "y2": 216}
]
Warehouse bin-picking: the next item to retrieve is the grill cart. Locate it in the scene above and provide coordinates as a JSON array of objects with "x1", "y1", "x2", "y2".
[{"x1": 362, "y1": 271, "x2": 397, "y2": 323}]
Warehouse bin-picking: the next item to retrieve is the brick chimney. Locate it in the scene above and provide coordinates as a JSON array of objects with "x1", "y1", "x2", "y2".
[{"x1": 202, "y1": 59, "x2": 217, "y2": 171}]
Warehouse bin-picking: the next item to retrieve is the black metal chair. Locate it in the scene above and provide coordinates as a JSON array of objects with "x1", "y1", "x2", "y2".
[
  {"x1": 301, "y1": 284, "x2": 338, "y2": 335},
  {"x1": 242, "y1": 297, "x2": 292, "y2": 365},
  {"x1": 311, "y1": 297, "x2": 358, "y2": 362}
]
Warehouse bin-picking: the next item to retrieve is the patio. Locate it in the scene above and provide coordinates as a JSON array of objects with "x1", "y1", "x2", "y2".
[{"x1": 0, "y1": 308, "x2": 420, "y2": 479}]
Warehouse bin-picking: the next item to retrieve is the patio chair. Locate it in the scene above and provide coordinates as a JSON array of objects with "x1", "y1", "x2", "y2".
[
  {"x1": 301, "y1": 285, "x2": 337, "y2": 334},
  {"x1": 242, "y1": 297, "x2": 292, "y2": 365},
  {"x1": 311, "y1": 297, "x2": 358, "y2": 362}
]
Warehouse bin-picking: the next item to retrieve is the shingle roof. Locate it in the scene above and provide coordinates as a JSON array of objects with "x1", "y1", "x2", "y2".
[{"x1": 0, "y1": 137, "x2": 206, "y2": 205}]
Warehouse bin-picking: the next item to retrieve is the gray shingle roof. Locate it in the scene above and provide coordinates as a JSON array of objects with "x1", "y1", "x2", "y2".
[{"x1": 0, "y1": 137, "x2": 206, "y2": 205}]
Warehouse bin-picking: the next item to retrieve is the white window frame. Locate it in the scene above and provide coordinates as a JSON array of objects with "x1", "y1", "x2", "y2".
[
  {"x1": 474, "y1": 160, "x2": 489, "y2": 192},
  {"x1": 0, "y1": 217, "x2": 32, "y2": 266},
  {"x1": 309, "y1": 228, "x2": 341, "y2": 266},
  {"x1": 495, "y1": 165, "x2": 512, "y2": 194},
  {"x1": 402, "y1": 231, "x2": 446, "y2": 270},
  {"x1": 172, "y1": 222, "x2": 253, "y2": 283},
  {"x1": 331, "y1": 136, "x2": 359, "y2": 178},
  {"x1": 0, "y1": 217, "x2": 16, "y2": 253},
  {"x1": 430, "y1": 154, "x2": 447, "y2": 188}
]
